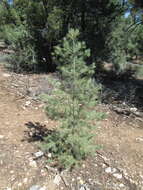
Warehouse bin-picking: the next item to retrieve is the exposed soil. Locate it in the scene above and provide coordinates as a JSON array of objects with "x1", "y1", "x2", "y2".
[
  {"x1": 0, "y1": 65, "x2": 59, "y2": 190},
  {"x1": 0, "y1": 63, "x2": 143, "y2": 190}
]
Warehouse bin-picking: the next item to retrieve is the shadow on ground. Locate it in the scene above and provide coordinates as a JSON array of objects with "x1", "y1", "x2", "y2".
[
  {"x1": 97, "y1": 71, "x2": 143, "y2": 111},
  {"x1": 23, "y1": 122, "x2": 53, "y2": 142}
]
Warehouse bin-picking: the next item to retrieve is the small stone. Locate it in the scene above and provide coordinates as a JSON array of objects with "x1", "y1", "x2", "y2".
[
  {"x1": 105, "y1": 167, "x2": 116, "y2": 174},
  {"x1": 79, "y1": 179, "x2": 84, "y2": 185},
  {"x1": 0, "y1": 160, "x2": 3, "y2": 165},
  {"x1": 3, "y1": 73, "x2": 11, "y2": 77},
  {"x1": 18, "y1": 183, "x2": 22, "y2": 186},
  {"x1": 113, "y1": 173, "x2": 122, "y2": 179},
  {"x1": 23, "y1": 178, "x2": 28, "y2": 183},
  {"x1": 80, "y1": 187, "x2": 86, "y2": 190},
  {"x1": 11, "y1": 175, "x2": 16, "y2": 182},
  {"x1": 136, "y1": 137, "x2": 143, "y2": 142},
  {"x1": 25, "y1": 101, "x2": 31, "y2": 107},
  {"x1": 105, "y1": 167, "x2": 112, "y2": 173},
  {"x1": 22, "y1": 106, "x2": 26, "y2": 110},
  {"x1": 123, "y1": 170, "x2": 128, "y2": 176},
  {"x1": 72, "y1": 178, "x2": 75, "y2": 182},
  {"x1": 80, "y1": 184, "x2": 90, "y2": 190},
  {"x1": 102, "y1": 163, "x2": 106, "y2": 168},
  {"x1": 82, "y1": 164, "x2": 86, "y2": 168},
  {"x1": 39, "y1": 187, "x2": 46, "y2": 190},
  {"x1": 119, "y1": 183, "x2": 125, "y2": 187},
  {"x1": 0, "y1": 135, "x2": 4, "y2": 139},
  {"x1": 5, "y1": 188, "x2": 12, "y2": 190},
  {"x1": 53, "y1": 174, "x2": 61, "y2": 185},
  {"x1": 47, "y1": 153, "x2": 52, "y2": 158},
  {"x1": 34, "y1": 151, "x2": 44, "y2": 158},
  {"x1": 29, "y1": 185, "x2": 41, "y2": 190},
  {"x1": 140, "y1": 175, "x2": 143, "y2": 179},
  {"x1": 130, "y1": 107, "x2": 137, "y2": 112},
  {"x1": 112, "y1": 168, "x2": 117, "y2": 173},
  {"x1": 29, "y1": 159, "x2": 37, "y2": 168}
]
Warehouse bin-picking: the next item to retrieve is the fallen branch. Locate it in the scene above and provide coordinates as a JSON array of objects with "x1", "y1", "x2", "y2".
[{"x1": 111, "y1": 105, "x2": 143, "y2": 117}]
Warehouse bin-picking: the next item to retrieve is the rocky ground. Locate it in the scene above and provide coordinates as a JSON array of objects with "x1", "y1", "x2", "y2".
[{"x1": 0, "y1": 59, "x2": 143, "y2": 190}]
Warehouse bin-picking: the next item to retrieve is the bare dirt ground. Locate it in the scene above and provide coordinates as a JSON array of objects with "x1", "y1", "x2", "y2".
[
  {"x1": 0, "y1": 65, "x2": 59, "y2": 190},
  {"x1": 0, "y1": 63, "x2": 143, "y2": 190}
]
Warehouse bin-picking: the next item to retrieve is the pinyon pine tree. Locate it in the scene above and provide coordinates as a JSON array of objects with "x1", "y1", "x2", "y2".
[{"x1": 42, "y1": 29, "x2": 101, "y2": 169}]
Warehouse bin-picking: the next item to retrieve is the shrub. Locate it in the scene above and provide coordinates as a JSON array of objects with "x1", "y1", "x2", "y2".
[{"x1": 2, "y1": 24, "x2": 37, "y2": 72}]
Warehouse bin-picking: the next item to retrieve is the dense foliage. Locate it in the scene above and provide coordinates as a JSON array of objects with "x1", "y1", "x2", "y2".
[{"x1": 0, "y1": 0, "x2": 143, "y2": 73}]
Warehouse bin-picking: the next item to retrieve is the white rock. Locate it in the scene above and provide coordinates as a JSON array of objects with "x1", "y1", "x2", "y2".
[
  {"x1": 80, "y1": 187, "x2": 85, "y2": 190},
  {"x1": 23, "y1": 178, "x2": 28, "y2": 183},
  {"x1": 105, "y1": 167, "x2": 112, "y2": 173},
  {"x1": 79, "y1": 179, "x2": 84, "y2": 185},
  {"x1": 25, "y1": 101, "x2": 31, "y2": 106},
  {"x1": 105, "y1": 167, "x2": 117, "y2": 174},
  {"x1": 136, "y1": 137, "x2": 143, "y2": 142},
  {"x1": 102, "y1": 163, "x2": 106, "y2": 168},
  {"x1": 119, "y1": 183, "x2": 125, "y2": 187},
  {"x1": 34, "y1": 151, "x2": 44, "y2": 158},
  {"x1": 0, "y1": 135, "x2": 4, "y2": 139},
  {"x1": 5, "y1": 188, "x2": 12, "y2": 190},
  {"x1": 22, "y1": 106, "x2": 26, "y2": 110},
  {"x1": 80, "y1": 185, "x2": 90, "y2": 190},
  {"x1": 140, "y1": 175, "x2": 143, "y2": 179},
  {"x1": 113, "y1": 173, "x2": 122, "y2": 179},
  {"x1": 72, "y1": 178, "x2": 75, "y2": 182},
  {"x1": 3, "y1": 73, "x2": 11, "y2": 77},
  {"x1": 39, "y1": 187, "x2": 46, "y2": 190},
  {"x1": 47, "y1": 153, "x2": 52, "y2": 158},
  {"x1": 29, "y1": 159, "x2": 37, "y2": 168},
  {"x1": 29, "y1": 185, "x2": 41, "y2": 190},
  {"x1": 18, "y1": 183, "x2": 22, "y2": 186},
  {"x1": 82, "y1": 164, "x2": 86, "y2": 168},
  {"x1": 112, "y1": 168, "x2": 117, "y2": 173},
  {"x1": 53, "y1": 174, "x2": 61, "y2": 185},
  {"x1": 130, "y1": 107, "x2": 137, "y2": 112}
]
